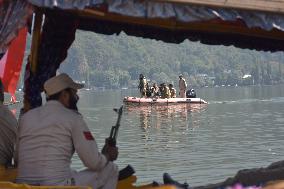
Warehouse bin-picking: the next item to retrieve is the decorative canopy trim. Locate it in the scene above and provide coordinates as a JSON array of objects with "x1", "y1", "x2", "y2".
[
  {"x1": 21, "y1": 0, "x2": 284, "y2": 52},
  {"x1": 27, "y1": 0, "x2": 103, "y2": 10}
]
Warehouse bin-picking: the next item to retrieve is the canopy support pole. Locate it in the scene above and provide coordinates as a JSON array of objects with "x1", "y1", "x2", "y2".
[
  {"x1": 23, "y1": 9, "x2": 43, "y2": 113},
  {"x1": 30, "y1": 9, "x2": 43, "y2": 74}
]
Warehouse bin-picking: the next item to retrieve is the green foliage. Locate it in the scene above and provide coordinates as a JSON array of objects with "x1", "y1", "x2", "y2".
[{"x1": 60, "y1": 31, "x2": 284, "y2": 89}]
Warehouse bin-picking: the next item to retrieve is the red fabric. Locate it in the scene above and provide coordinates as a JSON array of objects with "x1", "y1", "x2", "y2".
[
  {"x1": 0, "y1": 27, "x2": 27, "y2": 97},
  {"x1": 83, "y1": 131, "x2": 94, "y2": 140}
]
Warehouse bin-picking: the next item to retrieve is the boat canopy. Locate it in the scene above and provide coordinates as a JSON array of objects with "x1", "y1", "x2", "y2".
[
  {"x1": 2, "y1": 0, "x2": 284, "y2": 53},
  {"x1": 1, "y1": 0, "x2": 284, "y2": 110}
]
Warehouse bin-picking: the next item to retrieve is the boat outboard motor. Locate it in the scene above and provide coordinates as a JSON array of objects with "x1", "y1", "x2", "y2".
[{"x1": 186, "y1": 89, "x2": 196, "y2": 98}]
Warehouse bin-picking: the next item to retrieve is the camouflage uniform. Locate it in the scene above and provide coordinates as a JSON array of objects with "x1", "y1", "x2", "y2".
[{"x1": 138, "y1": 77, "x2": 147, "y2": 97}]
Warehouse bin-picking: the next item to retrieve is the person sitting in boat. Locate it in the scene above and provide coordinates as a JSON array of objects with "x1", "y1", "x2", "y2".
[
  {"x1": 168, "y1": 84, "x2": 176, "y2": 98},
  {"x1": 178, "y1": 74, "x2": 187, "y2": 98},
  {"x1": 160, "y1": 83, "x2": 170, "y2": 99},
  {"x1": 0, "y1": 79, "x2": 18, "y2": 168},
  {"x1": 16, "y1": 73, "x2": 118, "y2": 189},
  {"x1": 151, "y1": 83, "x2": 160, "y2": 97},
  {"x1": 158, "y1": 83, "x2": 163, "y2": 96},
  {"x1": 138, "y1": 74, "x2": 147, "y2": 98}
]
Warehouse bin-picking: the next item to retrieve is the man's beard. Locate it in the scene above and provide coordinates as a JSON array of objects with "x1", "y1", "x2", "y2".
[{"x1": 69, "y1": 95, "x2": 78, "y2": 111}]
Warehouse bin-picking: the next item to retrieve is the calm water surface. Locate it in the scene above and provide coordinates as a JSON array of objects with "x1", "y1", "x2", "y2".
[{"x1": 13, "y1": 85, "x2": 284, "y2": 187}]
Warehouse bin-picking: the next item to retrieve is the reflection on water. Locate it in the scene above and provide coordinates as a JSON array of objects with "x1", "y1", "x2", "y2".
[
  {"x1": 125, "y1": 104, "x2": 207, "y2": 142},
  {"x1": 9, "y1": 85, "x2": 284, "y2": 187},
  {"x1": 120, "y1": 103, "x2": 210, "y2": 185},
  {"x1": 127, "y1": 104, "x2": 206, "y2": 130}
]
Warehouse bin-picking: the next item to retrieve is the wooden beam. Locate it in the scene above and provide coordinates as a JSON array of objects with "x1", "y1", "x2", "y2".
[{"x1": 155, "y1": 0, "x2": 284, "y2": 14}]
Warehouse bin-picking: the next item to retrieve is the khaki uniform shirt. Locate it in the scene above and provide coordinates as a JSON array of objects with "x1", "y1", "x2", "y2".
[
  {"x1": 179, "y1": 78, "x2": 187, "y2": 91},
  {"x1": 0, "y1": 104, "x2": 17, "y2": 166},
  {"x1": 16, "y1": 100, "x2": 108, "y2": 184}
]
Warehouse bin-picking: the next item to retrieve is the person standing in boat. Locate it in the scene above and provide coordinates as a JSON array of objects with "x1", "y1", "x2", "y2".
[
  {"x1": 0, "y1": 79, "x2": 18, "y2": 168},
  {"x1": 178, "y1": 74, "x2": 187, "y2": 98},
  {"x1": 168, "y1": 84, "x2": 176, "y2": 98},
  {"x1": 16, "y1": 73, "x2": 118, "y2": 189},
  {"x1": 138, "y1": 74, "x2": 147, "y2": 98}
]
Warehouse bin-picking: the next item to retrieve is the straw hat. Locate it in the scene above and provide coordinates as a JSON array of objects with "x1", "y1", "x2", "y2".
[{"x1": 44, "y1": 73, "x2": 84, "y2": 96}]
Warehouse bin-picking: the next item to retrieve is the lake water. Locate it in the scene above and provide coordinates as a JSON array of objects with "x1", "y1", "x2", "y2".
[{"x1": 12, "y1": 85, "x2": 284, "y2": 187}]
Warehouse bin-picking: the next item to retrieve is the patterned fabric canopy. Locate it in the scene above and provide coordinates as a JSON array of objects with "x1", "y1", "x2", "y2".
[
  {"x1": 107, "y1": 0, "x2": 284, "y2": 32},
  {"x1": 24, "y1": 0, "x2": 284, "y2": 32},
  {"x1": 0, "y1": 0, "x2": 32, "y2": 54},
  {"x1": 1, "y1": 0, "x2": 284, "y2": 54},
  {"x1": 27, "y1": 0, "x2": 103, "y2": 9}
]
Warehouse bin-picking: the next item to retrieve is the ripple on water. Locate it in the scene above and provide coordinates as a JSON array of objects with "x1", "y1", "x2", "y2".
[{"x1": 22, "y1": 87, "x2": 284, "y2": 187}]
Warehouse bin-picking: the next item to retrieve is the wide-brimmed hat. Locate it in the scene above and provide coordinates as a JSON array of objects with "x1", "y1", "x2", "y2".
[{"x1": 44, "y1": 73, "x2": 84, "y2": 96}]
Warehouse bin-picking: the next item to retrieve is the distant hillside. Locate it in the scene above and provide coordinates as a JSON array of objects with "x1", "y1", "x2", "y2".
[{"x1": 58, "y1": 30, "x2": 284, "y2": 89}]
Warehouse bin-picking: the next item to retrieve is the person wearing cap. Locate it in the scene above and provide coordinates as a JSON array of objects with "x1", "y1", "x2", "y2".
[
  {"x1": 178, "y1": 74, "x2": 187, "y2": 98},
  {"x1": 0, "y1": 79, "x2": 18, "y2": 168},
  {"x1": 16, "y1": 73, "x2": 118, "y2": 189}
]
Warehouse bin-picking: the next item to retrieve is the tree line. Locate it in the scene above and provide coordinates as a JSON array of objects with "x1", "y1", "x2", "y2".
[{"x1": 59, "y1": 31, "x2": 284, "y2": 89}]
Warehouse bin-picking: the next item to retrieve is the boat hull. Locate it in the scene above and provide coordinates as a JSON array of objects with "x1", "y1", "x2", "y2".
[{"x1": 123, "y1": 97, "x2": 207, "y2": 105}]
